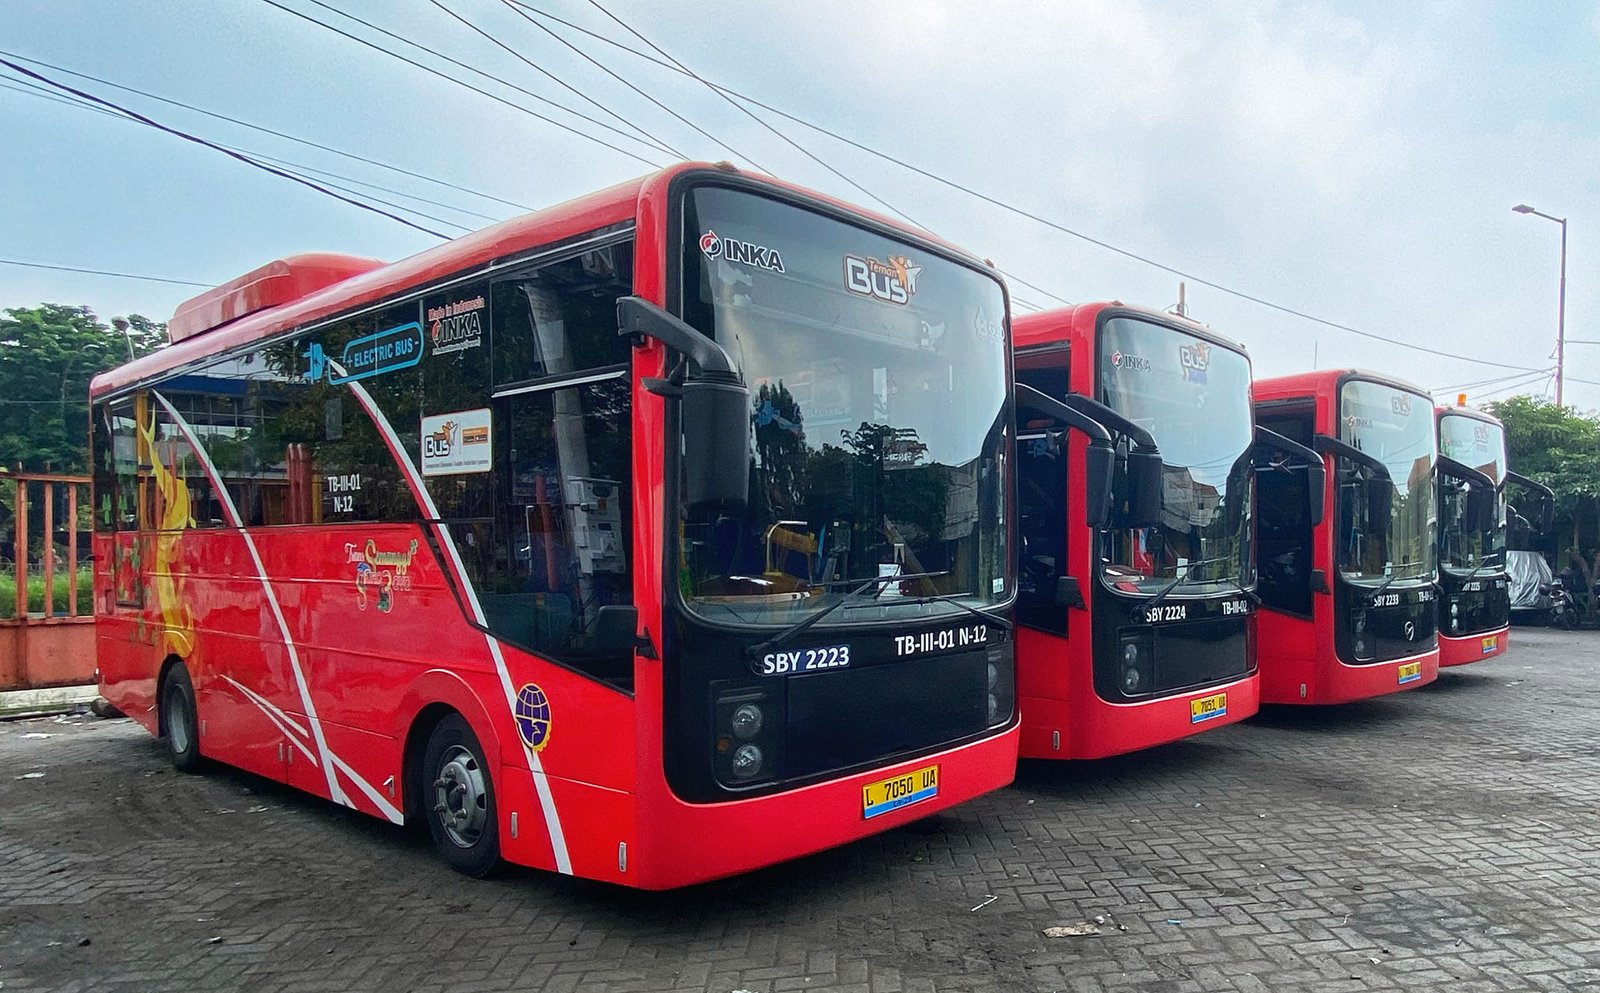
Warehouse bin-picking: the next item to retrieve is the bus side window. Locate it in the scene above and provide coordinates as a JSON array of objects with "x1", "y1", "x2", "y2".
[
  {"x1": 1257, "y1": 411, "x2": 1314, "y2": 616},
  {"x1": 443, "y1": 240, "x2": 637, "y2": 690}
]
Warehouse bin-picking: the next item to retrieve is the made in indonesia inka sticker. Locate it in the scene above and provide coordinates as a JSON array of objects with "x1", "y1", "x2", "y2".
[
  {"x1": 348, "y1": 538, "x2": 419, "y2": 613},
  {"x1": 514, "y1": 683, "x2": 552, "y2": 751}
]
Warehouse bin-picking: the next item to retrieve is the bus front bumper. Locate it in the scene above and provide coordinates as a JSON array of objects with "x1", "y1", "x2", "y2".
[{"x1": 1439, "y1": 626, "x2": 1509, "y2": 667}]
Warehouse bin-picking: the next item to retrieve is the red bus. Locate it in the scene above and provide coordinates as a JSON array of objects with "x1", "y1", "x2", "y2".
[
  {"x1": 1010, "y1": 304, "x2": 1270, "y2": 759},
  {"x1": 1434, "y1": 403, "x2": 1554, "y2": 665},
  {"x1": 89, "y1": 163, "x2": 1020, "y2": 888},
  {"x1": 1253, "y1": 370, "x2": 1440, "y2": 704}
]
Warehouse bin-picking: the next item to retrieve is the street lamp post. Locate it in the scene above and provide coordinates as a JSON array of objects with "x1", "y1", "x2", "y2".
[{"x1": 1513, "y1": 203, "x2": 1569, "y2": 405}]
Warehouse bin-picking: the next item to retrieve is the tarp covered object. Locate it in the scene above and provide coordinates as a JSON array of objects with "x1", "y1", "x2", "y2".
[{"x1": 1508, "y1": 550, "x2": 1554, "y2": 611}]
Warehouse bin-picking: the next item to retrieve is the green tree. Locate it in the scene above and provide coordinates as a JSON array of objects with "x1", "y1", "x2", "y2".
[
  {"x1": 1484, "y1": 395, "x2": 1600, "y2": 614},
  {"x1": 0, "y1": 304, "x2": 165, "y2": 472}
]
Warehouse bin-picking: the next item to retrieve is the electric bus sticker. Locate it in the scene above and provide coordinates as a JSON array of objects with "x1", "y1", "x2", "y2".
[
  {"x1": 755, "y1": 644, "x2": 851, "y2": 676},
  {"x1": 420, "y1": 407, "x2": 493, "y2": 476},
  {"x1": 513, "y1": 683, "x2": 552, "y2": 752},
  {"x1": 1190, "y1": 692, "x2": 1228, "y2": 724},
  {"x1": 699, "y1": 230, "x2": 786, "y2": 272},
  {"x1": 862, "y1": 764, "x2": 939, "y2": 819},
  {"x1": 1481, "y1": 635, "x2": 1499, "y2": 654},
  {"x1": 843, "y1": 253, "x2": 921, "y2": 305},
  {"x1": 303, "y1": 322, "x2": 424, "y2": 384},
  {"x1": 1397, "y1": 661, "x2": 1423, "y2": 684}
]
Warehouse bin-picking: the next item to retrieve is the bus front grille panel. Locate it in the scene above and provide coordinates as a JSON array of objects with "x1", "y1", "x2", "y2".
[
  {"x1": 784, "y1": 651, "x2": 988, "y2": 779},
  {"x1": 1152, "y1": 618, "x2": 1249, "y2": 694}
]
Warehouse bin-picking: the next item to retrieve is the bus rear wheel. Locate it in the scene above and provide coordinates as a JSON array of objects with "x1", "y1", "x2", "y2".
[
  {"x1": 422, "y1": 714, "x2": 501, "y2": 877},
  {"x1": 161, "y1": 664, "x2": 203, "y2": 773}
]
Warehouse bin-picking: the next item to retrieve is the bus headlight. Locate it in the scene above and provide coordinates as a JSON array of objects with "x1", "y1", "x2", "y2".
[
  {"x1": 1450, "y1": 601, "x2": 1459, "y2": 618},
  {"x1": 985, "y1": 641, "x2": 1015, "y2": 727},
  {"x1": 714, "y1": 685, "x2": 781, "y2": 787},
  {"x1": 730, "y1": 744, "x2": 763, "y2": 780},
  {"x1": 731, "y1": 703, "x2": 764, "y2": 739},
  {"x1": 1118, "y1": 630, "x2": 1154, "y2": 698}
]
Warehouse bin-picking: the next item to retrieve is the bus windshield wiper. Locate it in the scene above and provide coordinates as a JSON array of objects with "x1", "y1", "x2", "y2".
[
  {"x1": 741, "y1": 572, "x2": 948, "y2": 661},
  {"x1": 1135, "y1": 554, "x2": 1241, "y2": 617},
  {"x1": 847, "y1": 589, "x2": 1014, "y2": 630},
  {"x1": 1215, "y1": 576, "x2": 1263, "y2": 606}
]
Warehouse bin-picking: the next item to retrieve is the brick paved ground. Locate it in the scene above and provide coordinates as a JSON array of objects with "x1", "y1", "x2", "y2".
[{"x1": 3, "y1": 627, "x2": 1598, "y2": 993}]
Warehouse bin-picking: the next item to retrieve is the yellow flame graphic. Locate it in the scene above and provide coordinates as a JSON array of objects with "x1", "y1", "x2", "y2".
[{"x1": 136, "y1": 395, "x2": 196, "y2": 660}]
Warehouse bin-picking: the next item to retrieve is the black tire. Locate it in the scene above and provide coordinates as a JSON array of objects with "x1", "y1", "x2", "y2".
[
  {"x1": 422, "y1": 714, "x2": 501, "y2": 877},
  {"x1": 161, "y1": 664, "x2": 203, "y2": 773}
]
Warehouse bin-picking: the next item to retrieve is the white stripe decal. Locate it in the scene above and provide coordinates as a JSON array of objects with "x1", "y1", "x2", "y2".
[
  {"x1": 220, "y1": 675, "x2": 318, "y2": 766},
  {"x1": 151, "y1": 391, "x2": 408, "y2": 816},
  {"x1": 336, "y1": 370, "x2": 573, "y2": 874},
  {"x1": 221, "y1": 674, "x2": 310, "y2": 738},
  {"x1": 330, "y1": 752, "x2": 403, "y2": 824}
]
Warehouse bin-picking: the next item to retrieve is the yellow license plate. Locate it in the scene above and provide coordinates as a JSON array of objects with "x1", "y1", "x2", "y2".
[
  {"x1": 862, "y1": 764, "x2": 939, "y2": 819},
  {"x1": 1481, "y1": 636, "x2": 1499, "y2": 655},
  {"x1": 1397, "y1": 661, "x2": 1422, "y2": 684},
  {"x1": 1190, "y1": 692, "x2": 1228, "y2": 724}
]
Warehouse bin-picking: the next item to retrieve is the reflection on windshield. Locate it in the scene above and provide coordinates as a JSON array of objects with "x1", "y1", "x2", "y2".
[
  {"x1": 677, "y1": 186, "x2": 1010, "y2": 625},
  {"x1": 1098, "y1": 318, "x2": 1254, "y2": 594},
  {"x1": 1338, "y1": 381, "x2": 1437, "y2": 584},
  {"x1": 1438, "y1": 414, "x2": 1507, "y2": 573}
]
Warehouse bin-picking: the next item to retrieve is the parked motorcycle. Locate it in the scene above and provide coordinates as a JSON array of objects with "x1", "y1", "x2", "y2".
[{"x1": 1543, "y1": 579, "x2": 1583, "y2": 630}]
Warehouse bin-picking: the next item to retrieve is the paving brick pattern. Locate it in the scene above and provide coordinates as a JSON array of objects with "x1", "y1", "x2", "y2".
[{"x1": 3, "y1": 627, "x2": 1599, "y2": 992}]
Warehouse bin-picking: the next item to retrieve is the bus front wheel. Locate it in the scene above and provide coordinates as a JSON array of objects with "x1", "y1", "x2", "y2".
[
  {"x1": 422, "y1": 714, "x2": 501, "y2": 877},
  {"x1": 161, "y1": 664, "x2": 203, "y2": 773}
]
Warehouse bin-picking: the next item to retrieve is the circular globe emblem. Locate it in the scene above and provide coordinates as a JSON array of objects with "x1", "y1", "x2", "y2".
[
  {"x1": 699, "y1": 230, "x2": 722, "y2": 258},
  {"x1": 514, "y1": 683, "x2": 552, "y2": 752},
  {"x1": 1111, "y1": 350, "x2": 1124, "y2": 367}
]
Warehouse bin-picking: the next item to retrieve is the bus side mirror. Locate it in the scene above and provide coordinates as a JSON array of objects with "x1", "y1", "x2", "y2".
[
  {"x1": 1305, "y1": 463, "x2": 1327, "y2": 527},
  {"x1": 1125, "y1": 448, "x2": 1164, "y2": 528},
  {"x1": 618, "y1": 297, "x2": 750, "y2": 512},
  {"x1": 1085, "y1": 440, "x2": 1114, "y2": 527},
  {"x1": 1466, "y1": 484, "x2": 1497, "y2": 533},
  {"x1": 1055, "y1": 576, "x2": 1085, "y2": 609},
  {"x1": 1367, "y1": 482, "x2": 1392, "y2": 526}
]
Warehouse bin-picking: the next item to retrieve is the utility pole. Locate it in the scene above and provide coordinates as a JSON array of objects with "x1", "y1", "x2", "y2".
[{"x1": 1512, "y1": 204, "x2": 1569, "y2": 405}]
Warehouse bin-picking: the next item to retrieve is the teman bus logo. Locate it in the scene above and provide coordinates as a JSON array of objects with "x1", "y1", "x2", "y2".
[
  {"x1": 844, "y1": 253, "x2": 921, "y2": 305},
  {"x1": 699, "y1": 230, "x2": 786, "y2": 272},
  {"x1": 1180, "y1": 342, "x2": 1211, "y2": 383}
]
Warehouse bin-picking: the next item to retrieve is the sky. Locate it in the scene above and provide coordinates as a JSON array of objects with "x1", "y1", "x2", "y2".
[{"x1": 4, "y1": 0, "x2": 1598, "y2": 409}]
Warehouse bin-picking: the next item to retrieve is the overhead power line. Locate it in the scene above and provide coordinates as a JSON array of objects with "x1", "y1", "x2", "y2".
[
  {"x1": 2, "y1": 68, "x2": 495, "y2": 233},
  {"x1": 562, "y1": 1, "x2": 1070, "y2": 308},
  {"x1": 421, "y1": 0, "x2": 687, "y2": 159},
  {"x1": 507, "y1": 0, "x2": 1546, "y2": 374},
  {"x1": 0, "y1": 57, "x2": 452, "y2": 239},
  {"x1": 256, "y1": 0, "x2": 665, "y2": 169},
  {"x1": 0, "y1": 49, "x2": 533, "y2": 213},
  {"x1": 0, "y1": 258, "x2": 212, "y2": 287}
]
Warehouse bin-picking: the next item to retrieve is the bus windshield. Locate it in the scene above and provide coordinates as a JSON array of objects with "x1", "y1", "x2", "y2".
[
  {"x1": 675, "y1": 186, "x2": 1010, "y2": 626},
  {"x1": 1438, "y1": 413, "x2": 1507, "y2": 573},
  {"x1": 1097, "y1": 317, "x2": 1255, "y2": 594},
  {"x1": 1338, "y1": 380, "x2": 1437, "y2": 584}
]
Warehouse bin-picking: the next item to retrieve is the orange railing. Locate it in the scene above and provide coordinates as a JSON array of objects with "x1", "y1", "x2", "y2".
[{"x1": 2, "y1": 472, "x2": 96, "y2": 690}]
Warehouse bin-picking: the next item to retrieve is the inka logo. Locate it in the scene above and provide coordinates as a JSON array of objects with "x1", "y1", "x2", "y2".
[
  {"x1": 699, "y1": 230, "x2": 786, "y2": 272},
  {"x1": 426, "y1": 294, "x2": 484, "y2": 356},
  {"x1": 1111, "y1": 349, "x2": 1151, "y2": 373},
  {"x1": 844, "y1": 253, "x2": 921, "y2": 305},
  {"x1": 1180, "y1": 342, "x2": 1211, "y2": 384}
]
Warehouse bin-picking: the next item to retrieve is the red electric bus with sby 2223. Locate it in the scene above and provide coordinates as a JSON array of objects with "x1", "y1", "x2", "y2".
[
  {"x1": 1253, "y1": 370, "x2": 1440, "y2": 704},
  {"x1": 1009, "y1": 304, "x2": 1295, "y2": 759},
  {"x1": 90, "y1": 163, "x2": 1021, "y2": 889}
]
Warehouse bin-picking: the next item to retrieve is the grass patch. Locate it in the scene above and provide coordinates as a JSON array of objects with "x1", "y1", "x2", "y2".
[{"x1": 0, "y1": 569, "x2": 94, "y2": 619}]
